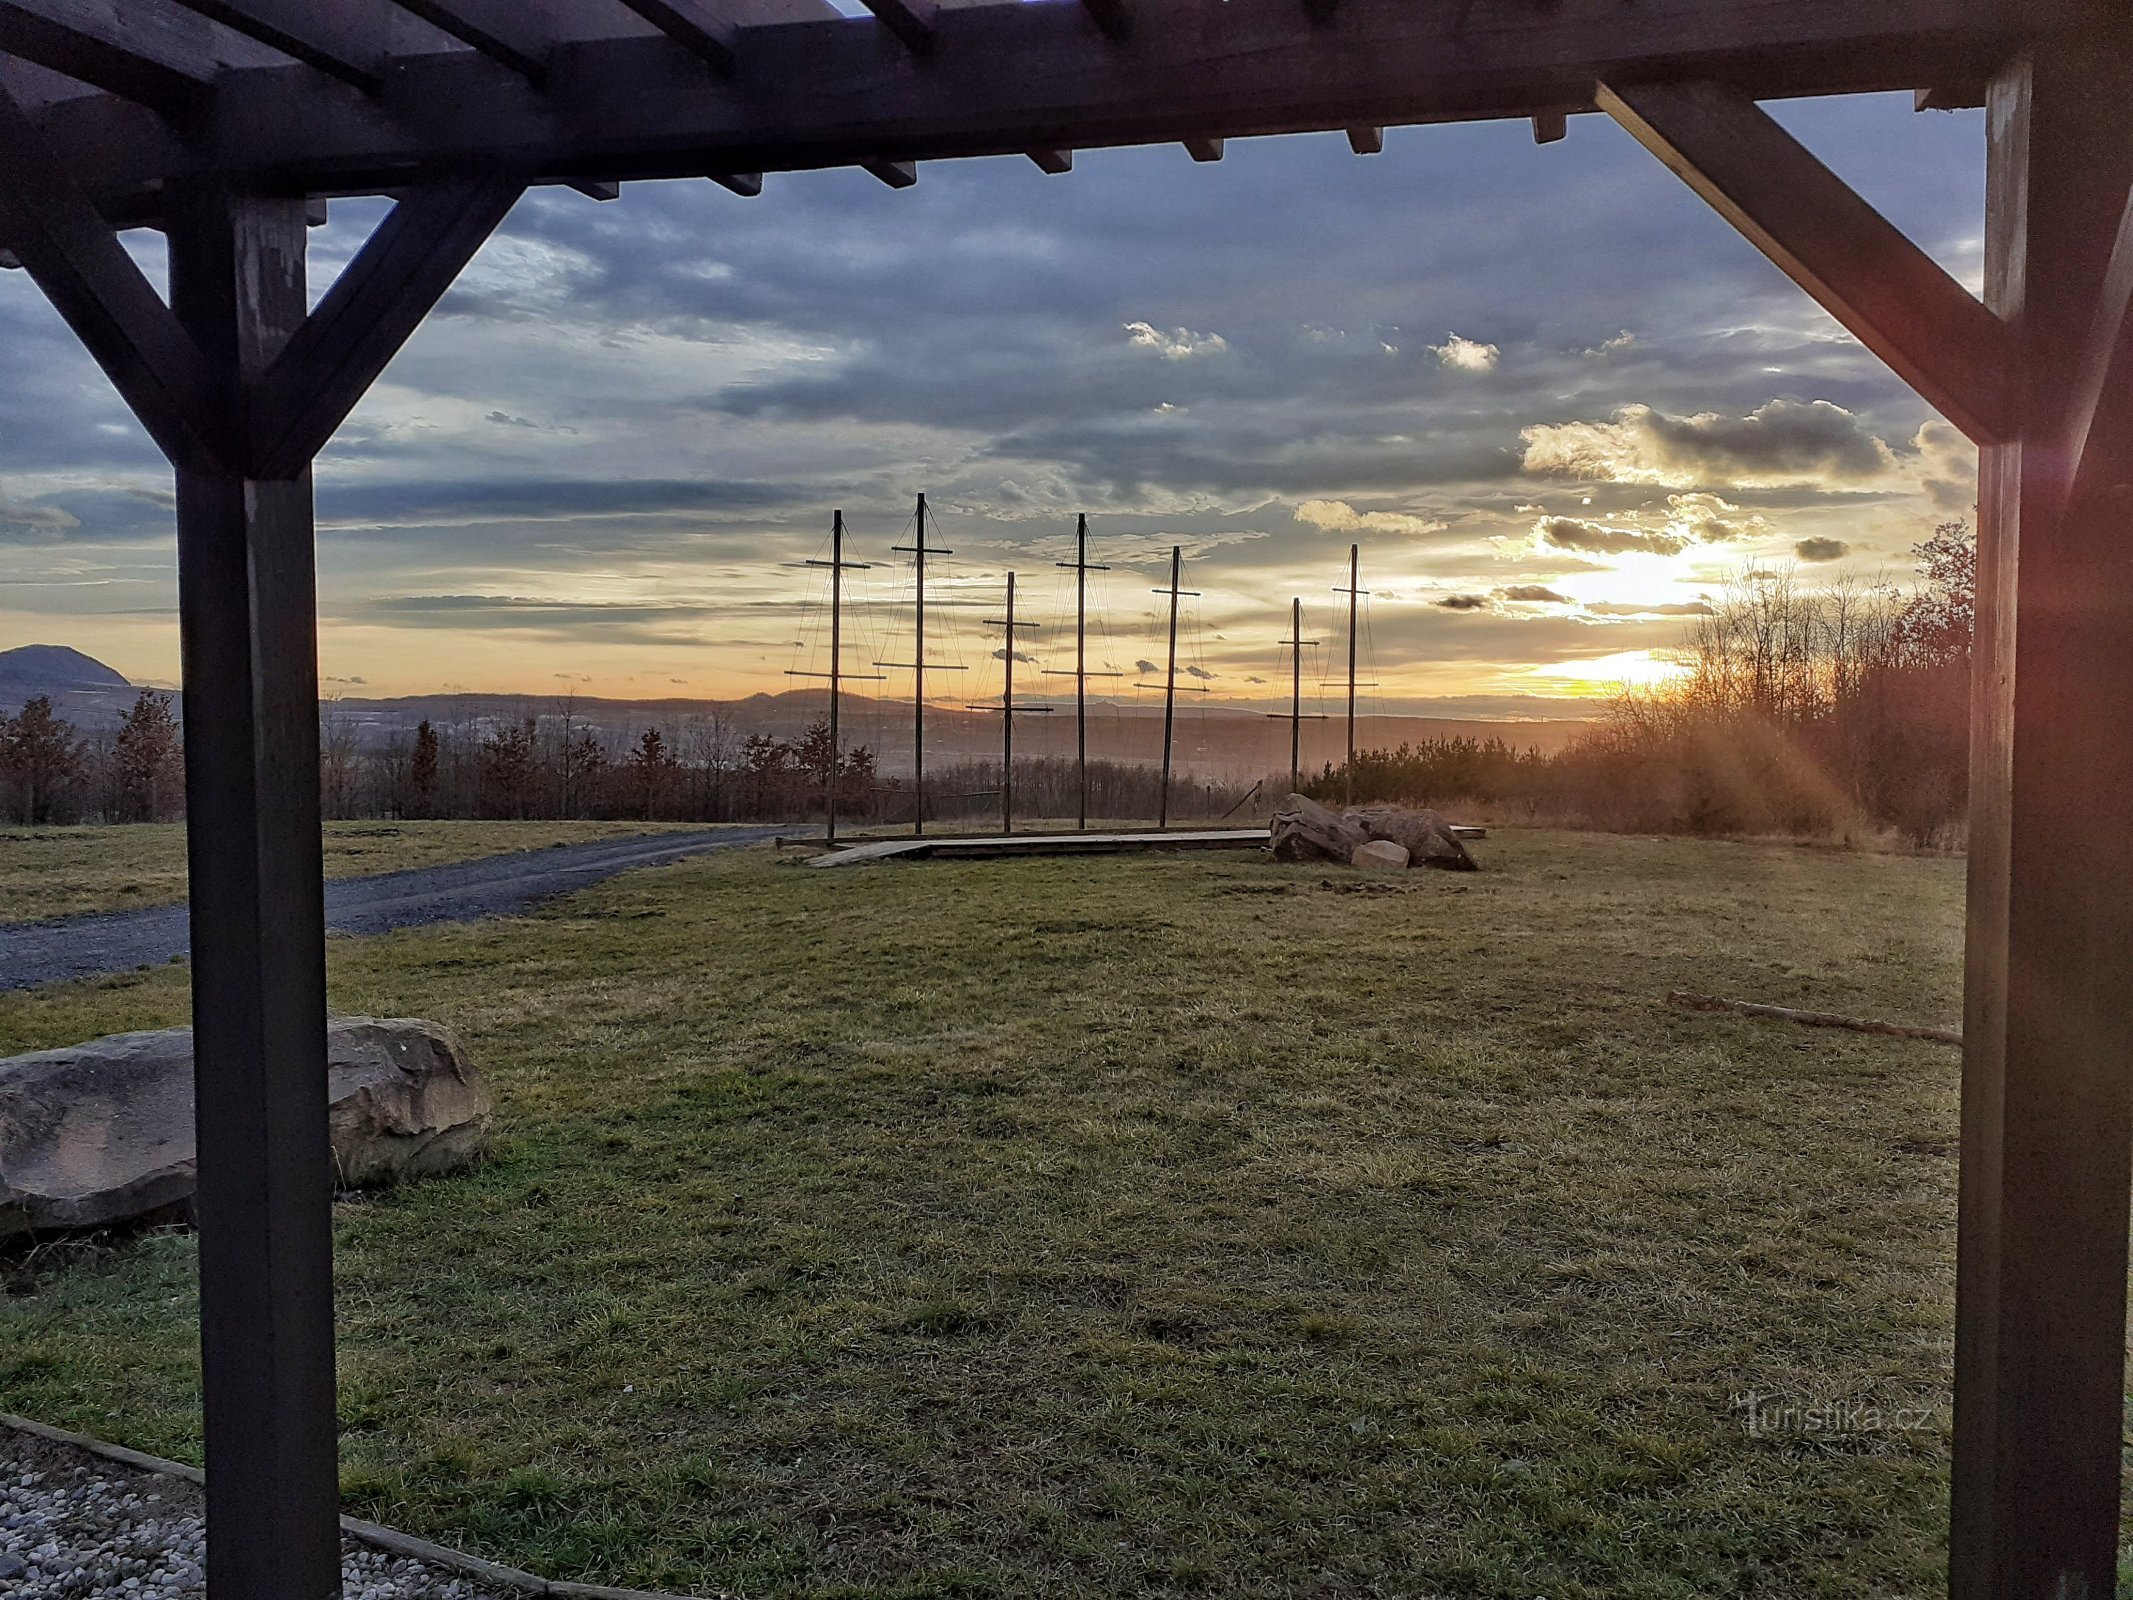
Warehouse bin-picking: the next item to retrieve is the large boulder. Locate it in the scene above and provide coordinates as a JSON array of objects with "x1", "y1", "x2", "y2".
[
  {"x1": 1269, "y1": 793, "x2": 1368, "y2": 863},
  {"x1": 1344, "y1": 805, "x2": 1480, "y2": 872},
  {"x1": 0, "y1": 1018, "x2": 492, "y2": 1237},
  {"x1": 1268, "y1": 794, "x2": 1480, "y2": 872}
]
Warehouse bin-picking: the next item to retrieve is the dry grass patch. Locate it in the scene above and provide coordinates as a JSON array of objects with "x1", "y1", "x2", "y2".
[{"x1": 0, "y1": 830, "x2": 1974, "y2": 1597}]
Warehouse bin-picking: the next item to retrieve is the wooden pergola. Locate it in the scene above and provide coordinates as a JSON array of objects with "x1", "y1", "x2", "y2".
[{"x1": 0, "y1": 1, "x2": 2126, "y2": 1595}]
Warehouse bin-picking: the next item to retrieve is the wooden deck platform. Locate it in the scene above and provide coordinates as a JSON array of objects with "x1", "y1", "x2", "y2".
[{"x1": 807, "y1": 825, "x2": 1484, "y2": 867}]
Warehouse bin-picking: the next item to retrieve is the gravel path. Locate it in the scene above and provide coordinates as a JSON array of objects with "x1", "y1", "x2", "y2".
[
  {"x1": 0, "y1": 1428, "x2": 515, "y2": 1600},
  {"x1": 0, "y1": 828, "x2": 785, "y2": 991}
]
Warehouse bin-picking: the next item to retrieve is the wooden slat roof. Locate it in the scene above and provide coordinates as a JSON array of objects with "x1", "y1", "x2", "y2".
[{"x1": 0, "y1": 0, "x2": 2077, "y2": 235}]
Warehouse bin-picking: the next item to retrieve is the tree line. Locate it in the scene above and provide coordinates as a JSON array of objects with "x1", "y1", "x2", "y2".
[
  {"x1": 1, "y1": 690, "x2": 182, "y2": 825},
  {"x1": 1308, "y1": 521, "x2": 1976, "y2": 846}
]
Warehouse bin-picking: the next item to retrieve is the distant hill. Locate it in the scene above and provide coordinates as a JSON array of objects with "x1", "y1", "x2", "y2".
[{"x1": 0, "y1": 645, "x2": 142, "y2": 726}]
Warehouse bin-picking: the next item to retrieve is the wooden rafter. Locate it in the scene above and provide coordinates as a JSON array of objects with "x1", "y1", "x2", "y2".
[
  {"x1": 1599, "y1": 78, "x2": 2013, "y2": 444},
  {"x1": 159, "y1": 0, "x2": 389, "y2": 92},
  {"x1": 250, "y1": 174, "x2": 525, "y2": 479},
  {"x1": 860, "y1": 0, "x2": 936, "y2": 54},
  {"x1": 0, "y1": 77, "x2": 224, "y2": 468},
  {"x1": 615, "y1": 0, "x2": 741, "y2": 71},
  {"x1": 861, "y1": 158, "x2": 918, "y2": 189},
  {"x1": 1079, "y1": 0, "x2": 1129, "y2": 40},
  {"x1": 382, "y1": 0, "x2": 549, "y2": 79},
  {"x1": 5, "y1": 0, "x2": 2059, "y2": 232},
  {"x1": 1027, "y1": 148, "x2": 1074, "y2": 174},
  {"x1": 0, "y1": 1, "x2": 218, "y2": 115}
]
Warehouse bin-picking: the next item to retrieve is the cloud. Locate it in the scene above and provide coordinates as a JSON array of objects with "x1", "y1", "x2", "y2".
[
  {"x1": 1586, "y1": 600, "x2": 1714, "y2": 616},
  {"x1": 1294, "y1": 498, "x2": 1447, "y2": 538},
  {"x1": 1184, "y1": 664, "x2": 1217, "y2": 679},
  {"x1": 1661, "y1": 491, "x2": 1767, "y2": 545},
  {"x1": 1907, "y1": 420, "x2": 1978, "y2": 512},
  {"x1": 1581, "y1": 330, "x2": 1637, "y2": 360},
  {"x1": 993, "y1": 648, "x2": 1037, "y2": 663},
  {"x1": 0, "y1": 494, "x2": 83, "y2": 539},
  {"x1": 1429, "y1": 333, "x2": 1499, "y2": 372},
  {"x1": 1535, "y1": 515, "x2": 1688, "y2": 557},
  {"x1": 1498, "y1": 585, "x2": 1571, "y2": 604},
  {"x1": 1135, "y1": 658, "x2": 1160, "y2": 676},
  {"x1": 1794, "y1": 537, "x2": 1851, "y2": 563},
  {"x1": 1436, "y1": 594, "x2": 1492, "y2": 611},
  {"x1": 1124, "y1": 321, "x2": 1229, "y2": 360},
  {"x1": 1520, "y1": 399, "x2": 1897, "y2": 488}
]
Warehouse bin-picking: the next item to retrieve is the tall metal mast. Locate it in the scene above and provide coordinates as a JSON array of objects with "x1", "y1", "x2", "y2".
[
  {"x1": 1140, "y1": 545, "x2": 1201, "y2": 829},
  {"x1": 1336, "y1": 543, "x2": 1369, "y2": 806},
  {"x1": 970, "y1": 571, "x2": 1050, "y2": 834},
  {"x1": 786, "y1": 510, "x2": 879, "y2": 843},
  {"x1": 1268, "y1": 597, "x2": 1324, "y2": 792},
  {"x1": 1044, "y1": 513, "x2": 1118, "y2": 830},
  {"x1": 883, "y1": 492, "x2": 962, "y2": 836}
]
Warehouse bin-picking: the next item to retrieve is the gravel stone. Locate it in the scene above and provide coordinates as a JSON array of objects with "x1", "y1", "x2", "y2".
[{"x1": 0, "y1": 1430, "x2": 519, "y2": 1600}]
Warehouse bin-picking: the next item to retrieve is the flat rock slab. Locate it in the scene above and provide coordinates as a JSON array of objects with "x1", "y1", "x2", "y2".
[
  {"x1": 1351, "y1": 839, "x2": 1412, "y2": 871},
  {"x1": 0, "y1": 1018, "x2": 493, "y2": 1237}
]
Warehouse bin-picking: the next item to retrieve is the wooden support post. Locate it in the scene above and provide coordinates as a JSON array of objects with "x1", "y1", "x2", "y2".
[
  {"x1": 1271, "y1": 598, "x2": 1321, "y2": 792},
  {"x1": 1048, "y1": 513, "x2": 1112, "y2": 830},
  {"x1": 889, "y1": 493, "x2": 961, "y2": 836},
  {"x1": 1341, "y1": 543, "x2": 1360, "y2": 806},
  {"x1": 912, "y1": 494, "x2": 928, "y2": 836},
  {"x1": 164, "y1": 182, "x2": 342, "y2": 1600},
  {"x1": 1952, "y1": 29, "x2": 2133, "y2": 1600}
]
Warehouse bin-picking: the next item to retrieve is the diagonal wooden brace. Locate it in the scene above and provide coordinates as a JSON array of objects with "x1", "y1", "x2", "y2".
[
  {"x1": 248, "y1": 174, "x2": 524, "y2": 479},
  {"x1": 1600, "y1": 78, "x2": 2014, "y2": 446},
  {"x1": 2063, "y1": 182, "x2": 2133, "y2": 510},
  {"x1": 0, "y1": 77, "x2": 229, "y2": 472}
]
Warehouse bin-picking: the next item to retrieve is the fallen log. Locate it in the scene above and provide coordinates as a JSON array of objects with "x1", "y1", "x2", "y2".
[{"x1": 1666, "y1": 990, "x2": 1961, "y2": 1047}]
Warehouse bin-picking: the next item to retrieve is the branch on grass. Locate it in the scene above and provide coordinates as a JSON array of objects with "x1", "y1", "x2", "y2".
[{"x1": 1666, "y1": 990, "x2": 1961, "y2": 1047}]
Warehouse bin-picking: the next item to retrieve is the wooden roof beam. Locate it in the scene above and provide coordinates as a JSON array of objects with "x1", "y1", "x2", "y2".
[
  {"x1": 15, "y1": 0, "x2": 2060, "y2": 220},
  {"x1": 616, "y1": 0, "x2": 740, "y2": 72},
  {"x1": 1532, "y1": 110, "x2": 1567, "y2": 143},
  {"x1": 1599, "y1": 78, "x2": 2012, "y2": 444},
  {"x1": 158, "y1": 0, "x2": 390, "y2": 93},
  {"x1": 1346, "y1": 126, "x2": 1382, "y2": 154},
  {"x1": 382, "y1": 0, "x2": 549, "y2": 80},
  {"x1": 1184, "y1": 137, "x2": 1223, "y2": 162},
  {"x1": 0, "y1": 1, "x2": 218, "y2": 116},
  {"x1": 709, "y1": 171, "x2": 762, "y2": 196},
  {"x1": 859, "y1": 0, "x2": 936, "y2": 54},
  {"x1": 1027, "y1": 148, "x2": 1073, "y2": 174}
]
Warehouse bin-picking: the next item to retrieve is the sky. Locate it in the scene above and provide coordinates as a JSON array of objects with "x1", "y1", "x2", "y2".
[{"x1": 0, "y1": 92, "x2": 1983, "y2": 719}]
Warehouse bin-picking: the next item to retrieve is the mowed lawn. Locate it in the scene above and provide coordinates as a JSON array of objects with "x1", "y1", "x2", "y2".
[
  {"x1": 0, "y1": 818, "x2": 706, "y2": 924},
  {"x1": 0, "y1": 830, "x2": 1972, "y2": 1598}
]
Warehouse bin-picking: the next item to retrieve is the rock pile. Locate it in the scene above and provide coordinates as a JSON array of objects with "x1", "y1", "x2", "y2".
[{"x1": 1268, "y1": 793, "x2": 1478, "y2": 872}]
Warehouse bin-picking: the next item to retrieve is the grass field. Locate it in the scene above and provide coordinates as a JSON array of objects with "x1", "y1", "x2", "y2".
[
  {"x1": 0, "y1": 829, "x2": 1975, "y2": 1597},
  {"x1": 0, "y1": 819, "x2": 704, "y2": 924}
]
